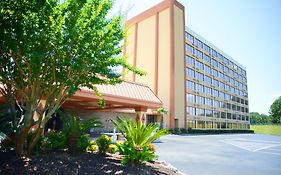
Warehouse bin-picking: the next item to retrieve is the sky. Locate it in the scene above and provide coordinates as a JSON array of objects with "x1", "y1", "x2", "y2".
[{"x1": 113, "y1": 0, "x2": 281, "y2": 115}]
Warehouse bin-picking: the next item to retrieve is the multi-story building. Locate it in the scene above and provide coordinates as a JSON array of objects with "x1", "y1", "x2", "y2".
[
  {"x1": 123, "y1": 0, "x2": 249, "y2": 129},
  {"x1": 185, "y1": 28, "x2": 249, "y2": 129}
]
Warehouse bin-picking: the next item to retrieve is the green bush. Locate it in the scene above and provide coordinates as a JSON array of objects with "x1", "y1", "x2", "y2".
[
  {"x1": 117, "y1": 142, "x2": 157, "y2": 165},
  {"x1": 96, "y1": 135, "x2": 112, "y2": 154},
  {"x1": 77, "y1": 134, "x2": 90, "y2": 152},
  {"x1": 45, "y1": 130, "x2": 67, "y2": 150},
  {"x1": 111, "y1": 117, "x2": 169, "y2": 166},
  {"x1": 87, "y1": 141, "x2": 98, "y2": 152},
  {"x1": 108, "y1": 144, "x2": 118, "y2": 154},
  {"x1": 187, "y1": 128, "x2": 254, "y2": 134}
]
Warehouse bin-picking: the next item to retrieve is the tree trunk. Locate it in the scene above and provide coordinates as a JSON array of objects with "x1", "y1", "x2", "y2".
[
  {"x1": 15, "y1": 127, "x2": 29, "y2": 156},
  {"x1": 27, "y1": 127, "x2": 43, "y2": 154}
]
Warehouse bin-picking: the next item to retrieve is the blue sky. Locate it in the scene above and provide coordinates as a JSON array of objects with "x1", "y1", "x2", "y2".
[{"x1": 114, "y1": 0, "x2": 281, "y2": 115}]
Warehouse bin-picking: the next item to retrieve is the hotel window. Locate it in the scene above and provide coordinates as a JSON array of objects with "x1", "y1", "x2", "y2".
[
  {"x1": 206, "y1": 109, "x2": 213, "y2": 117},
  {"x1": 219, "y1": 91, "x2": 225, "y2": 99},
  {"x1": 245, "y1": 108, "x2": 248, "y2": 113},
  {"x1": 212, "y1": 69, "x2": 218, "y2": 77},
  {"x1": 195, "y1": 71, "x2": 204, "y2": 81},
  {"x1": 219, "y1": 81, "x2": 225, "y2": 89},
  {"x1": 194, "y1": 49, "x2": 203, "y2": 59},
  {"x1": 237, "y1": 106, "x2": 241, "y2": 112},
  {"x1": 224, "y1": 84, "x2": 230, "y2": 91},
  {"x1": 187, "y1": 33, "x2": 194, "y2": 43},
  {"x1": 187, "y1": 80, "x2": 195, "y2": 90},
  {"x1": 187, "y1": 56, "x2": 195, "y2": 66},
  {"x1": 196, "y1": 108, "x2": 205, "y2": 116},
  {"x1": 214, "y1": 111, "x2": 220, "y2": 118},
  {"x1": 204, "y1": 44, "x2": 211, "y2": 54},
  {"x1": 212, "y1": 79, "x2": 219, "y2": 87},
  {"x1": 232, "y1": 114, "x2": 237, "y2": 120},
  {"x1": 187, "y1": 68, "x2": 195, "y2": 78},
  {"x1": 213, "y1": 89, "x2": 219, "y2": 97},
  {"x1": 195, "y1": 60, "x2": 204, "y2": 70},
  {"x1": 221, "y1": 112, "x2": 226, "y2": 119},
  {"x1": 245, "y1": 100, "x2": 248, "y2": 105},
  {"x1": 229, "y1": 61, "x2": 234, "y2": 68},
  {"x1": 229, "y1": 78, "x2": 234, "y2": 85},
  {"x1": 194, "y1": 38, "x2": 203, "y2": 49},
  {"x1": 211, "y1": 59, "x2": 218, "y2": 67},
  {"x1": 241, "y1": 99, "x2": 244, "y2": 104},
  {"x1": 234, "y1": 64, "x2": 238, "y2": 70},
  {"x1": 205, "y1": 98, "x2": 213, "y2": 106},
  {"x1": 229, "y1": 69, "x2": 234, "y2": 77},
  {"x1": 227, "y1": 103, "x2": 231, "y2": 110},
  {"x1": 223, "y1": 66, "x2": 229, "y2": 73},
  {"x1": 195, "y1": 83, "x2": 204, "y2": 93},
  {"x1": 223, "y1": 57, "x2": 229, "y2": 65},
  {"x1": 186, "y1": 44, "x2": 194, "y2": 54},
  {"x1": 217, "y1": 53, "x2": 223, "y2": 61},
  {"x1": 187, "y1": 93, "x2": 195, "y2": 103},
  {"x1": 204, "y1": 65, "x2": 211, "y2": 74},
  {"x1": 234, "y1": 72, "x2": 238, "y2": 79},
  {"x1": 241, "y1": 107, "x2": 245, "y2": 112},
  {"x1": 227, "y1": 113, "x2": 231, "y2": 119},
  {"x1": 236, "y1": 97, "x2": 240, "y2": 103},
  {"x1": 188, "y1": 106, "x2": 196, "y2": 115},
  {"x1": 218, "y1": 71, "x2": 224, "y2": 79},
  {"x1": 211, "y1": 49, "x2": 217, "y2": 58},
  {"x1": 225, "y1": 93, "x2": 230, "y2": 100},
  {"x1": 224, "y1": 75, "x2": 230, "y2": 82},
  {"x1": 196, "y1": 95, "x2": 205, "y2": 104},
  {"x1": 230, "y1": 86, "x2": 234, "y2": 93},
  {"x1": 204, "y1": 54, "x2": 211, "y2": 64},
  {"x1": 205, "y1": 75, "x2": 212, "y2": 84},
  {"x1": 213, "y1": 100, "x2": 219, "y2": 107},
  {"x1": 218, "y1": 62, "x2": 223, "y2": 70},
  {"x1": 243, "y1": 77, "x2": 247, "y2": 83},
  {"x1": 234, "y1": 80, "x2": 239, "y2": 87},
  {"x1": 235, "y1": 88, "x2": 239, "y2": 95},
  {"x1": 232, "y1": 104, "x2": 236, "y2": 111},
  {"x1": 220, "y1": 101, "x2": 226, "y2": 108},
  {"x1": 205, "y1": 86, "x2": 212, "y2": 95}
]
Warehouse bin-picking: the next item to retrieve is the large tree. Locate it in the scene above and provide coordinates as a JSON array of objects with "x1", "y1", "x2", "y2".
[
  {"x1": 0, "y1": 0, "x2": 142, "y2": 155},
  {"x1": 269, "y1": 96, "x2": 281, "y2": 123}
]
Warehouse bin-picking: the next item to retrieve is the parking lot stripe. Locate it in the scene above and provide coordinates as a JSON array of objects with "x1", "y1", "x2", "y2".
[{"x1": 253, "y1": 144, "x2": 281, "y2": 152}]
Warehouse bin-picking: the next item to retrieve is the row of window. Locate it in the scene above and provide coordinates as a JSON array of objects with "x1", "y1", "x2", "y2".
[
  {"x1": 187, "y1": 120, "x2": 250, "y2": 129},
  {"x1": 187, "y1": 80, "x2": 248, "y2": 105},
  {"x1": 187, "y1": 107, "x2": 249, "y2": 120},
  {"x1": 186, "y1": 32, "x2": 247, "y2": 77},
  {"x1": 187, "y1": 56, "x2": 247, "y2": 90},
  {"x1": 187, "y1": 94, "x2": 249, "y2": 112},
  {"x1": 186, "y1": 46, "x2": 247, "y2": 83},
  {"x1": 187, "y1": 68, "x2": 248, "y2": 97}
]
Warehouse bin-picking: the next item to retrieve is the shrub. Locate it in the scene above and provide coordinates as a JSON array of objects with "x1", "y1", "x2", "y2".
[
  {"x1": 111, "y1": 117, "x2": 169, "y2": 166},
  {"x1": 87, "y1": 141, "x2": 98, "y2": 153},
  {"x1": 45, "y1": 130, "x2": 67, "y2": 150},
  {"x1": 117, "y1": 142, "x2": 157, "y2": 166},
  {"x1": 77, "y1": 134, "x2": 90, "y2": 152},
  {"x1": 96, "y1": 135, "x2": 112, "y2": 154},
  {"x1": 108, "y1": 144, "x2": 118, "y2": 154}
]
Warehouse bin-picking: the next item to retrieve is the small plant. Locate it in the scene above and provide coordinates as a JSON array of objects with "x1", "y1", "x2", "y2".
[
  {"x1": 87, "y1": 141, "x2": 99, "y2": 153},
  {"x1": 111, "y1": 117, "x2": 169, "y2": 166},
  {"x1": 45, "y1": 130, "x2": 67, "y2": 150},
  {"x1": 96, "y1": 135, "x2": 112, "y2": 154},
  {"x1": 108, "y1": 144, "x2": 118, "y2": 154}
]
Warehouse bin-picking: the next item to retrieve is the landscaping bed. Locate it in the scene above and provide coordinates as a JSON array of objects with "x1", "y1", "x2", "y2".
[{"x1": 0, "y1": 150, "x2": 180, "y2": 175}]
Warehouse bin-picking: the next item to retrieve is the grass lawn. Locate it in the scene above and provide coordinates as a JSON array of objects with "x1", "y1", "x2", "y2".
[{"x1": 251, "y1": 125, "x2": 281, "y2": 135}]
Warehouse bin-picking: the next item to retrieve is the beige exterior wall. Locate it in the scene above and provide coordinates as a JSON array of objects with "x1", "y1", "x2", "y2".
[
  {"x1": 173, "y1": 5, "x2": 185, "y2": 128},
  {"x1": 158, "y1": 8, "x2": 171, "y2": 128},
  {"x1": 135, "y1": 15, "x2": 156, "y2": 91},
  {"x1": 75, "y1": 110, "x2": 135, "y2": 131}
]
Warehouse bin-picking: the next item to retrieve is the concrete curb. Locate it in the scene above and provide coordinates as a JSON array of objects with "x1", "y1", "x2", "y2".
[{"x1": 155, "y1": 160, "x2": 186, "y2": 175}]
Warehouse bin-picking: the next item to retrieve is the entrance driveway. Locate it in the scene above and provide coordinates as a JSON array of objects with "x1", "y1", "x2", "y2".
[{"x1": 154, "y1": 134, "x2": 281, "y2": 175}]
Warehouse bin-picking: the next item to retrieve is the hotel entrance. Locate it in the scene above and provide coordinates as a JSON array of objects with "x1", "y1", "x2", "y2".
[{"x1": 146, "y1": 114, "x2": 163, "y2": 128}]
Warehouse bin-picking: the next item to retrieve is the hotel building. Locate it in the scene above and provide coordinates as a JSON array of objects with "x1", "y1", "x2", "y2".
[{"x1": 123, "y1": 0, "x2": 250, "y2": 129}]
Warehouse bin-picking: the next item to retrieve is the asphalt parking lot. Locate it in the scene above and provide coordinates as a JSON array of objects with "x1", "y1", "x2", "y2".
[{"x1": 154, "y1": 134, "x2": 281, "y2": 175}]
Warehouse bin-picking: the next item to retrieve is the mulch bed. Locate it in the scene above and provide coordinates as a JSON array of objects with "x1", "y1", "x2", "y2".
[{"x1": 0, "y1": 150, "x2": 181, "y2": 175}]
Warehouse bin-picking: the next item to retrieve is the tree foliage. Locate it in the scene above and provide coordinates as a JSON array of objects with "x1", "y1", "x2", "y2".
[
  {"x1": 250, "y1": 112, "x2": 272, "y2": 125},
  {"x1": 0, "y1": 0, "x2": 143, "y2": 155},
  {"x1": 269, "y1": 96, "x2": 281, "y2": 123}
]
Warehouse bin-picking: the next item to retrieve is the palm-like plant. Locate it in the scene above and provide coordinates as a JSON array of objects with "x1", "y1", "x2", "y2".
[{"x1": 111, "y1": 117, "x2": 169, "y2": 165}]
